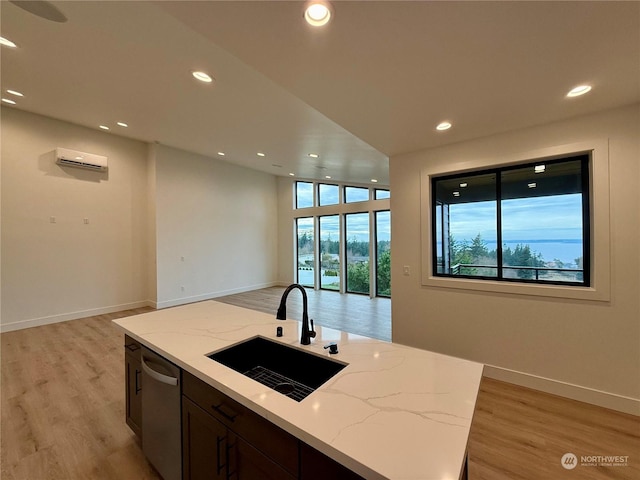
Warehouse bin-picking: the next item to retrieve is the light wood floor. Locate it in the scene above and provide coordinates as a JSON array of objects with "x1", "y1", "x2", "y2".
[
  {"x1": 215, "y1": 287, "x2": 391, "y2": 341},
  {"x1": 2, "y1": 289, "x2": 638, "y2": 480}
]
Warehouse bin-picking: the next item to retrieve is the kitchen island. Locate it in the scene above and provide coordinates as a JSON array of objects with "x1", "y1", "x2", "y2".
[{"x1": 114, "y1": 300, "x2": 483, "y2": 480}]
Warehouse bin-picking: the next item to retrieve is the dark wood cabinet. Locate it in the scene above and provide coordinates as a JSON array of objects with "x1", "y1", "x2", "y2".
[
  {"x1": 127, "y1": 356, "x2": 364, "y2": 479},
  {"x1": 300, "y1": 442, "x2": 364, "y2": 480},
  {"x1": 182, "y1": 371, "x2": 298, "y2": 480},
  {"x1": 230, "y1": 433, "x2": 296, "y2": 480},
  {"x1": 124, "y1": 335, "x2": 142, "y2": 437},
  {"x1": 182, "y1": 396, "x2": 228, "y2": 480}
]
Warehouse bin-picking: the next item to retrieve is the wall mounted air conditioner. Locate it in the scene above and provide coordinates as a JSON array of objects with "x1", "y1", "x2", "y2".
[{"x1": 56, "y1": 147, "x2": 108, "y2": 172}]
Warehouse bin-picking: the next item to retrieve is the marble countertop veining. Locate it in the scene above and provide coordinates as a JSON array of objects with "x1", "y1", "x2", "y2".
[{"x1": 113, "y1": 300, "x2": 484, "y2": 480}]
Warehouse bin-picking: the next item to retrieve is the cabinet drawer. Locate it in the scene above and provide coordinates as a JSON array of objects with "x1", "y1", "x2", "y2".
[{"x1": 182, "y1": 371, "x2": 299, "y2": 476}]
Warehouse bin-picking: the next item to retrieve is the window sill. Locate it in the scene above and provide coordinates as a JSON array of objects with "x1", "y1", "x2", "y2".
[{"x1": 422, "y1": 274, "x2": 610, "y2": 302}]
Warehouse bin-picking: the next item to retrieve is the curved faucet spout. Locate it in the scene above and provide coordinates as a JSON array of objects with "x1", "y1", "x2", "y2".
[{"x1": 276, "y1": 284, "x2": 315, "y2": 345}]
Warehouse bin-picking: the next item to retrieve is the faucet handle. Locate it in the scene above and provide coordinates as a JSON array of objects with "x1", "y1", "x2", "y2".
[{"x1": 309, "y1": 319, "x2": 317, "y2": 338}]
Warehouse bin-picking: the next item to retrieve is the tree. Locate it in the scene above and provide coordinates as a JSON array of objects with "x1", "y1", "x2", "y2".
[
  {"x1": 503, "y1": 244, "x2": 544, "y2": 279},
  {"x1": 347, "y1": 261, "x2": 370, "y2": 293},
  {"x1": 470, "y1": 233, "x2": 489, "y2": 259},
  {"x1": 377, "y1": 250, "x2": 391, "y2": 296}
]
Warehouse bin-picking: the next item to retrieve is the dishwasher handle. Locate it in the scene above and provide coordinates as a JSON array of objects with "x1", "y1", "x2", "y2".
[{"x1": 141, "y1": 356, "x2": 179, "y2": 386}]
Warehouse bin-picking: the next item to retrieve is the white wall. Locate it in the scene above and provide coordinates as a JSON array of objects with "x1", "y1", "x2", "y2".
[
  {"x1": 154, "y1": 144, "x2": 278, "y2": 308},
  {"x1": 1, "y1": 109, "x2": 280, "y2": 327},
  {"x1": 390, "y1": 104, "x2": 640, "y2": 414},
  {"x1": 1, "y1": 108, "x2": 149, "y2": 330}
]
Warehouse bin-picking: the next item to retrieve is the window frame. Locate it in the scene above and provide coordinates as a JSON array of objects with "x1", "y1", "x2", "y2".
[
  {"x1": 318, "y1": 214, "x2": 341, "y2": 291},
  {"x1": 375, "y1": 210, "x2": 391, "y2": 298},
  {"x1": 374, "y1": 189, "x2": 390, "y2": 200},
  {"x1": 344, "y1": 211, "x2": 371, "y2": 295},
  {"x1": 431, "y1": 155, "x2": 590, "y2": 287},
  {"x1": 344, "y1": 185, "x2": 370, "y2": 203},
  {"x1": 420, "y1": 140, "x2": 611, "y2": 301},
  {"x1": 318, "y1": 183, "x2": 340, "y2": 206},
  {"x1": 295, "y1": 181, "x2": 314, "y2": 209}
]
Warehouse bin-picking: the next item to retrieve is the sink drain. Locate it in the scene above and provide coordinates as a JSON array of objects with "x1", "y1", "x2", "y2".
[
  {"x1": 274, "y1": 382, "x2": 295, "y2": 395},
  {"x1": 243, "y1": 366, "x2": 315, "y2": 401}
]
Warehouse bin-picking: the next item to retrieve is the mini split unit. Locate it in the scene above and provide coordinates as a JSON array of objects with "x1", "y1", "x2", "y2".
[{"x1": 56, "y1": 147, "x2": 108, "y2": 172}]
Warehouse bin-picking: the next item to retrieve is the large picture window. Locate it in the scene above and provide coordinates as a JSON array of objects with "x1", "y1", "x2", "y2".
[
  {"x1": 432, "y1": 155, "x2": 590, "y2": 286},
  {"x1": 296, "y1": 217, "x2": 315, "y2": 287},
  {"x1": 319, "y1": 215, "x2": 341, "y2": 290},
  {"x1": 345, "y1": 213, "x2": 370, "y2": 294}
]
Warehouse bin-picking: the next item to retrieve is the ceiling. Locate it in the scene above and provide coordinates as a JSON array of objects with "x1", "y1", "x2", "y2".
[{"x1": 2, "y1": 1, "x2": 639, "y2": 186}]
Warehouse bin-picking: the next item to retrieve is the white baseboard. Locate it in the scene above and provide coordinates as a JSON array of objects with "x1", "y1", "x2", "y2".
[
  {"x1": 0, "y1": 300, "x2": 153, "y2": 333},
  {"x1": 156, "y1": 282, "x2": 279, "y2": 310},
  {"x1": 484, "y1": 365, "x2": 640, "y2": 416}
]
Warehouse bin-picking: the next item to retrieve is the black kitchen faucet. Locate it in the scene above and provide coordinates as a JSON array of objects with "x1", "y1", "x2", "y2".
[{"x1": 276, "y1": 284, "x2": 316, "y2": 345}]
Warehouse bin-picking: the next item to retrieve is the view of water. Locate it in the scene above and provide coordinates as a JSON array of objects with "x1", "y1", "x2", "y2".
[
  {"x1": 298, "y1": 269, "x2": 340, "y2": 287},
  {"x1": 485, "y1": 239, "x2": 583, "y2": 264}
]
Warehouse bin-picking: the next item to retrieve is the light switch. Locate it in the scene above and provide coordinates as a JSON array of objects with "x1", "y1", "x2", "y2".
[
  {"x1": 403, "y1": 265, "x2": 410, "y2": 276},
  {"x1": 49, "y1": 216, "x2": 56, "y2": 223},
  {"x1": 83, "y1": 218, "x2": 90, "y2": 224}
]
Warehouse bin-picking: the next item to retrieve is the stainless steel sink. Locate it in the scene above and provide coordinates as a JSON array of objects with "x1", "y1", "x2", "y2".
[{"x1": 207, "y1": 336, "x2": 347, "y2": 401}]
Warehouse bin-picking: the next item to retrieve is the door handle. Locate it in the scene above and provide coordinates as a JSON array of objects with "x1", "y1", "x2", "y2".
[
  {"x1": 141, "y1": 357, "x2": 178, "y2": 386},
  {"x1": 212, "y1": 403, "x2": 238, "y2": 422},
  {"x1": 135, "y1": 369, "x2": 141, "y2": 394},
  {"x1": 216, "y1": 436, "x2": 226, "y2": 475}
]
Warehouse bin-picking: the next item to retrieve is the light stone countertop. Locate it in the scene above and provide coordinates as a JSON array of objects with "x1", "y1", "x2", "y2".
[{"x1": 113, "y1": 300, "x2": 484, "y2": 480}]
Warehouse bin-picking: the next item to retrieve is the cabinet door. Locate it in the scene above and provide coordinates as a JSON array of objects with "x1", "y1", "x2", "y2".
[
  {"x1": 229, "y1": 433, "x2": 296, "y2": 480},
  {"x1": 124, "y1": 337, "x2": 142, "y2": 437},
  {"x1": 300, "y1": 442, "x2": 364, "y2": 480},
  {"x1": 183, "y1": 397, "x2": 228, "y2": 480}
]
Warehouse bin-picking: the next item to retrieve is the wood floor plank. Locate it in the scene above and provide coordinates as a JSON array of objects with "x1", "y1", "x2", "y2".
[{"x1": 2, "y1": 293, "x2": 638, "y2": 480}]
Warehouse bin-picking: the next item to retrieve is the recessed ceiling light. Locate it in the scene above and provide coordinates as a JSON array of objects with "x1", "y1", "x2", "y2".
[
  {"x1": 453, "y1": 191, "x2": 460, "y2": 197},
  {"x1": 289, "y1": 173, "x2": 295, "y2": 176},
  {"x1": 325, "y1": 175, "x2": 332, "y2": 179},
  {"x1": 304, "y1": 2, "x2": 332, "y2": 27},
  {"x1": 528, "y1": 182, "x2": 537, "y2": 188},
  {"x1": 192, "y1": 71, "x2": 213, "y2": 83},
  {"x1": 1, "y1": 98, "x2": 16, "y2": 105},
  {"x1": 6, "y1": 89, "x2": 23, "y2": 97},
  {"x1": 257, "y1": 152, "x2": 265, "y2": 157},
  {"x1": 0, "y1": 37, "x2": 17, "y2": 48},
  {"x1": 272, "y1": 164, "x2": 282, "y2": 168},
  {"x1": 436, "y1": 121, "x2": 452, "y2": 131},
  {"x1": 75, "y1": 156, "x2": 84, "y2": 160},
  {"x1": 117, "y1": 122, "x2": 128, "y2": 127},
  {"x1": 459, "y1": 182, "x2": 468, "y2": 188},
  {"x1": 99, "y1": 125, "x2": 110, "y2": 130},
  {"x1": 371, "y1": 179, "x2": 378, "y2": 183},
  {"x1": 567, "y1": 85, "x2": 592, "y2": 97},
  {"x1": 308, "y1": 153, "x2": 319, "y2": 158},
  {"x1": 217, "y1": 152, "x2": 225, "y2": 156},
  {"x1": 534, "y1": 165, "x2": 545, "y2": 174}
]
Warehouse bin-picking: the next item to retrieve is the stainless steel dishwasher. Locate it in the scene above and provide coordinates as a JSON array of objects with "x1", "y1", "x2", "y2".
[{"x1": 141, "y1": 346, "x2": 181, "y2": 480}]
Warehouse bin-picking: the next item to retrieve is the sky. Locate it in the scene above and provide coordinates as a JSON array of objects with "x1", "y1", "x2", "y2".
[
  {"x1": 295, "y1": 183, "x2": 391, "y2": 242},
  {"x1": 450, "y1": 194, "x2": 583, "y2": 242}
]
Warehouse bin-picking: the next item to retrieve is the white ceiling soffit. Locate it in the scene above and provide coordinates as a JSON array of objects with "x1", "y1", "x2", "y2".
[
  {"x1": 160, "y1": 0, "x2": 640, "y2": 156},
  {"x1": 0, "y1": 1, "x2": 388, "y2": 184}
]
